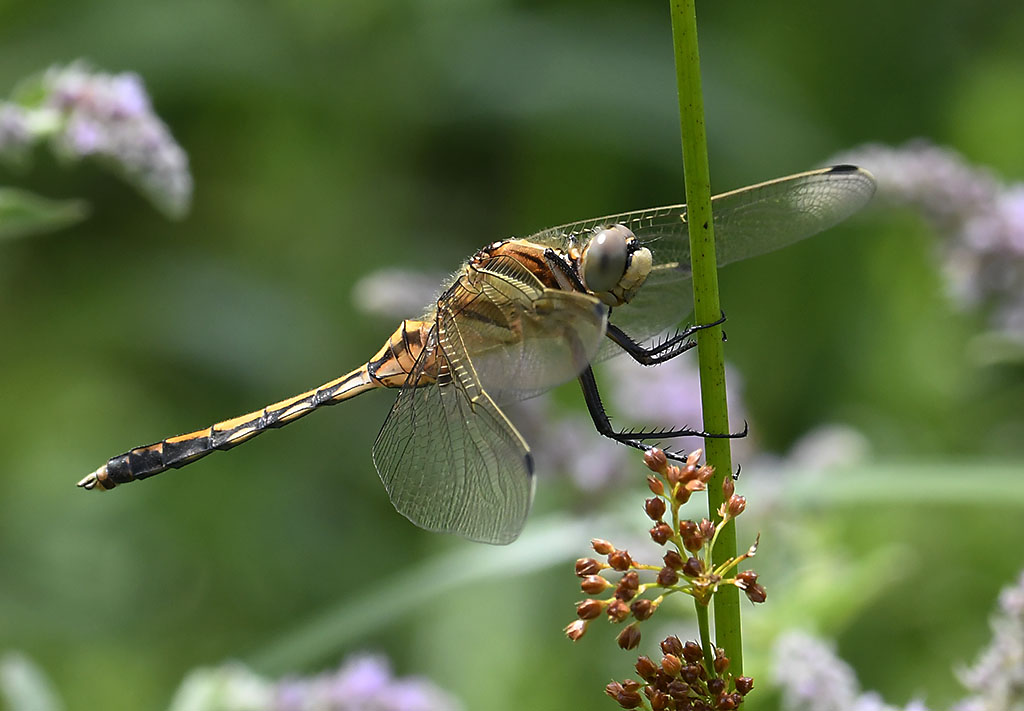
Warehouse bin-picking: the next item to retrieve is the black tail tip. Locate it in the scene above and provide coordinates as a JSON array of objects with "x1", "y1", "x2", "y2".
[{"x1": 828, "y1": 164, "x2": 860, "y2": 173}]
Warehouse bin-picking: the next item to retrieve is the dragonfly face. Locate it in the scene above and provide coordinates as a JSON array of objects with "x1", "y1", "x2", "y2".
[{"x1": 78, "y1": 165, "x2": 876, "y2": 545}]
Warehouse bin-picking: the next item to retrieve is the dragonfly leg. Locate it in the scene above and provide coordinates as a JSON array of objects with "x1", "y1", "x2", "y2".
[
  {"x1": 606, "y1": 311, "x2": 726, "y2": 366},
  {"x1": 543, "y1": 248, "x2": 588, "y2": 292},
  {"x1": 577, "y1": 366, "x2": 746, "y2": 462}
]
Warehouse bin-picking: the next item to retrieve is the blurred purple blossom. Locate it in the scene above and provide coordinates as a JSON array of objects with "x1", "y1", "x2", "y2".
[
  {"x1": 776, "y1": 569, "x2": 1024, "y2": 711},
  {"x1": 604, "y1": 353, "x2": 746, "y2": 437},
  {"x1": 774, "y1": 631, "x2": 929, "y2": 711},
  {"x1": 0, "y1": 104, "x2": 31, "y2": 156},
  {"x1": 831, "y1": 141, "x2": 1024, "y2": 342},
  {"x1": 169, "y1": 654, "x2": 461, "y2": 711},
  {"x1": 0, "y1": 61, "x2": 191, "y2": 218},
  {"x1": 955, "y1": 570, "x2": 1024, "y2": 711},
  {"x1": 508, "y1": 394, "x2": 631, "y2": 493}
]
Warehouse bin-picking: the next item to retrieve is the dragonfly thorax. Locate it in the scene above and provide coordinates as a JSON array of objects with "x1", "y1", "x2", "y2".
[{"x1": 580, "y1": 224, "x2": 652, "y2": 307}]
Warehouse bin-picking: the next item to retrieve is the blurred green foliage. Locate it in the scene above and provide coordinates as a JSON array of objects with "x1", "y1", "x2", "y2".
[{"x1": 1, "y1": 0, "x2": 1023, "y2": 709}]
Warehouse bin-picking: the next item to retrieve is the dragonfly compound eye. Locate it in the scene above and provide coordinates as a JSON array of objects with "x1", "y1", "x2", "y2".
[{"x1": 581, "y1": 224, "x2": 632, "y2": 294}]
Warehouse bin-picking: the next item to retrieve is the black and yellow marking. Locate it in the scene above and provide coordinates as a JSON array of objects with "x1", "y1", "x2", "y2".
[{"x1": 78, "y1": 319, "x2": 438, "y2": 492}]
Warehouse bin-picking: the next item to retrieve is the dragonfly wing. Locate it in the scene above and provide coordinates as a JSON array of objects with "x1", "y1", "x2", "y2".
[
  {"x1": 532, "y1": 166, "x2": 876, "y2": 350},
  {"x1": 451, "y1": 253, "x2": 608, "y2": 403},
  {"x1": 372, "y1": 320, "x2": 534, "y2": 545}
]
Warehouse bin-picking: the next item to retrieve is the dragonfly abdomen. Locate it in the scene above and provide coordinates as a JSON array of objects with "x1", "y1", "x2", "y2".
[
  {"x1": 78, "y1": 366, "x2": 377, "y2": 491},
  {"x1": 366, "y1": 319, "x2": 436, "y2": 388}
]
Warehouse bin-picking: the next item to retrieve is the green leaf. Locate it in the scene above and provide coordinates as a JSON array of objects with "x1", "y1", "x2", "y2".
[{"x1": 0, "y1": 188, "x2": 88, "y2": 241}]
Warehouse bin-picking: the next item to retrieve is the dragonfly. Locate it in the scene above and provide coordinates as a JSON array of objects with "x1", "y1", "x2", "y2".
[{"x1": 77, "y1": 165, "x2": 876, "y2": 544}]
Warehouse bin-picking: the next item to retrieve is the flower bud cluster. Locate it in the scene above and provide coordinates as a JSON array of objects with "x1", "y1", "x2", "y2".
[
  {"x1": 605, "y1": 634, "x2": 754, "y2": 710},
  {"x1": 564, "y1": 449, "x2": 765, "y2": 649},
  {"x1": 564, "y1": 448, "x2": 766, "y2": 708}
]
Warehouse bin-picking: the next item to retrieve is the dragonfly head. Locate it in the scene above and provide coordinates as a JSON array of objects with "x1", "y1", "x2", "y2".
[{"x1": 580, "y1": 224, "x2": 653, "y2": 307}]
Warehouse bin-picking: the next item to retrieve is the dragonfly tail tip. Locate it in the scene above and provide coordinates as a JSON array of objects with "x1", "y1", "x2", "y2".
[{"x1": 76, "y1": 466, "x2": 108, "y2": 491}]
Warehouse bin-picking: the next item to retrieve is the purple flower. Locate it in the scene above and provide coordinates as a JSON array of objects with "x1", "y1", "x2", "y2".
[
  {"x1": 831, "y1": 141, "x2": 1024, "y2": 342},
  {"x1": 168, "y1": 655, "x2": 461, "y2": 711},
  {"x1": 0, "y1": 62, "x2": 193, "y2": 218},
  {"x1": 955, "y1": 571, "x2": 1024, "y2": 711},
  {"x1": 326, "y1": 654, "x2": 392, "y2": 703},
  {"x1": 0, "y1": 104, "x2": 31, "y2": 154},
  {"x1": 774, "y1": 631, "x2": 926, "y2": 711},
  {"x1": 65, "y1": 115, "x2": 103, "y2": 155}
]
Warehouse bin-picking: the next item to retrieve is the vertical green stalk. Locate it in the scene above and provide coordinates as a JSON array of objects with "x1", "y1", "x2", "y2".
[{"x1": 668, "y1": 0, "x2": 743, "y2": 673}]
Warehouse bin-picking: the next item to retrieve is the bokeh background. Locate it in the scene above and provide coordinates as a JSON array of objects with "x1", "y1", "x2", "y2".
[{"x1": 2, "y1": 0, "x2": 1024, "y2": 709}]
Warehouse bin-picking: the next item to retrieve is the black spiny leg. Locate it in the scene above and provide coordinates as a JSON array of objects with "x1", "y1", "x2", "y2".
[
  {"x1": 606, "y1": 311, "x2": 726, "y2": 366},
  {"x1": 577, "y1": 366, "x2": 746, "y2": 462}
]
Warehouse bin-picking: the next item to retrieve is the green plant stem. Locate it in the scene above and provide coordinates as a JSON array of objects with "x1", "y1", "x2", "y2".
[
  {"x1": 668, "y1": 0, "x2": 743, "y2": 674},
  {"x1": 694, "y1": 600, "x2": 716, "y2": 673}
]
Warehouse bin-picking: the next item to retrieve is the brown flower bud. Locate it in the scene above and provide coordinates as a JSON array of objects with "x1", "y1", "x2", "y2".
[
  {"x1": 660, "y1": 653, "x2": 682, "y2": 677},
  {"x1": 608, "y1": 549, "x2": 633, "y2": 571},
  {"x1": 708, "y1": 678, "x2": 726, "y2": 696},
  {"x1": 669, "y1": 464, "x2": 687, "y2": 486},
  {"x1": 575, "y1": 557, "x2": 602, "y2": 577},
  {"x1": 622, "y1": 679, "x2": 641, "y2": 693},
  {"x1": 605, "y1": 681, "x2": 624, "y2": 698},
  {"x1": 681, "y1": 521, "x2": 703, "y2": 552},
  {"x1": 616, "y1": 571, "x2": 640, "y2": 601},
  {"x1": 581, "y1": 575, "x2": 610, "y2": 594},
  {"x1": 657, "y1": 566, "x2": 679, "y2": 586},
  {"x1": 667, "y1": 680, "x2": 689, "y2": 700},
  {"x1": 564, "y1": 619, "x2": 588, "y2": 641},
  {"x1": 735, "y1": 570, "x2": 758, "y2": 587},
  {"x1": 575, "y1": 598, "x2": 604, "y2": 620},
  {"x1": 635, "y1": 655, "x2": 659, "y2": 682},
  {"x1": 697, "y1": 465, "x2": 715, "y2": 483},
  {"x1": 692, "y1": 700, "x2": 712, "y2": 711},
  {"x1": 714, "y1": 653, "x2": 729, "y2": 675},
  {"x1": 682, "y1": 640, "x2": 704, "y2": 663},
  {"x1": 699, "y1": 518, "x2": 716, "y2": 540},
  {"x1": 660, "y1": 635, "x2": 684, "y2": 656},
  {"x1": 651, "y1": 691, "x2": 672, "y2": 711},
  {"x1": 682, "y1": 556, "x2": 704, "y2": 577},
  {"x1": 744, "y1": 582, "x2": 767, "y2": 604},
  {"x1": 592, "y1": 538, "x2": 615, "y2": 555},
  {"x1": 645, "y1": 497, "x2": 667, "y2": 521},
  {"x1": 644, "y1": 448, "x2": 668, "y2": 472},
  {"x1": 607, "y1": 599, "x2": 630, "y2": 622},
  {"x1": 681, "y1": 664, "x2": 703, "y2": 684},
  {"x1": 716, "y1": 691, "x2": 737, "y2": 710},
  {"x1": 650, "y1": 523, "x2": 673, "y2": 545},
  {"x1": 647, "y1": 475, "x2": 665, "y2": 496},
  {"x1": 734, "y1": 676, "x2": 754, "y2": 695},
  {"x1": 684, "y1": 478, "x2": 707, "y2": 493},
  {"x1": 727, "y1": 495, "x2": 746, "y2": 517},
  {"x1": 632, "y1": 598, "x2": 655, "y2": 621},
  {"x1": 674, "y1": 486, "x2": 693, "y2": 504},
  {"x1": 722, "y1": 476, "x2": 735, "y2": 499},
  {"x1": 617, "y1": 623, "x2": 642, "y2": 650},
  {"x1": 614, "y1": 689, "x2": 643, "y2": 709},
  {"x1": 686, "y1": 449, "x2": 703, "y2": 466},
  {"x1": 663, "y1": 550, "x2": 685, "y2": 569}
]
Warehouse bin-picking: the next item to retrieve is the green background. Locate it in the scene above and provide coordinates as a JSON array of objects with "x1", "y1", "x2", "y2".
[{"x1": 2, "y1": 0, "x2": 1023, "y2": 709}]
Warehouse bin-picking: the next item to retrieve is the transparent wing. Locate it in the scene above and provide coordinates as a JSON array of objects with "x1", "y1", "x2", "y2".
[
  {"x1": 373, "y1": 310, "x2": 534, "y2": 545},
  {"x1": 449, "y1": 252, "x2": 608, "y2": 403},
  {"x1": 373, "y1": 251, "x2": 609, "y2": 544},
  {"x1": 530, "y1": 165, "x2": 876, "y2": 350}
]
